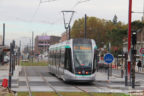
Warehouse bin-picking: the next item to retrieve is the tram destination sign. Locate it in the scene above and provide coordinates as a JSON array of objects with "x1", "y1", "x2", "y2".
[{"x1": 104, "y1": 53, "x2": 114, "y2": 64}]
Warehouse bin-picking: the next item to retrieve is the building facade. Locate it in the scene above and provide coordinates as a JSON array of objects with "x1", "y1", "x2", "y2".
[
  {"x1": 35, "y1": 35, "x2": 60, "y2": 54},
  {"x1": 123, "y1": 27, "x2": 144, "y2": 55}
]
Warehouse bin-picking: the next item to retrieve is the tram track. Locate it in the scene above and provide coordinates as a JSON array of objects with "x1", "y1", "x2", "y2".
[
  {"x1": 24, "y1": 67, "x2": 32, "y2": 96},
  {"x1": 73, "y1": 85, "x2": 94, "y2": 96},
  {"x1": 38, "y1": 71, "x2": 64, "y2": 96}
]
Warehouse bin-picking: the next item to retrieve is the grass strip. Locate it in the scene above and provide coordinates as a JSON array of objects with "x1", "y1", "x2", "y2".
[
  {"x1": 17, "y1": 92, "x2": 130, "y2": 96},
  {"x1": 21, "y1": 61, "x2": 48, "y2": 66}
]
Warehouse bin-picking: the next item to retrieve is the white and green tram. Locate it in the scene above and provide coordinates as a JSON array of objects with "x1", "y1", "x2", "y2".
[{"x1": 48, "y1": 38, "x2": 98, "y2": 82}]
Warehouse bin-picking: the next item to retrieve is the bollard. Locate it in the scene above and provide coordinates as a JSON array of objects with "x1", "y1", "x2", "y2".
[
  {"x1": 121, "y1": 69, "x2": 124, "y2": 78},
  {"x1": 2, "y1": 79, "x2": 8, "y2": 88}
]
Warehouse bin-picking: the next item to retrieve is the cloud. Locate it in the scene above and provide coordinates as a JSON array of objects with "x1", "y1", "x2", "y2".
[{"x1": 0, "y1": 0, "x2": 143, "y2": 45}]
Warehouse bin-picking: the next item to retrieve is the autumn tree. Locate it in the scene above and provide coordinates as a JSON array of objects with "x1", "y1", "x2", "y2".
[{"x1": 71, "y1": 16, "x2": 127, "y2": 49}]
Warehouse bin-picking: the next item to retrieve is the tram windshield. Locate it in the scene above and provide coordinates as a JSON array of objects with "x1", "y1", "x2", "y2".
[{"x1": 73, "y1": 44, "x2": 92, "y2": 68}]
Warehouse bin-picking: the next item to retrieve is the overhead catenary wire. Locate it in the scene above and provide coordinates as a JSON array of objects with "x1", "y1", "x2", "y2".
[
  {"x1": 30, "y1": 0, "x2": 42, "y2": 22},
  {"x1": 40, "y1": 0, "x2": 57, "y2": 3},
  {"x1": 30, "y1": 0, "x2": 58, "y2": 22},
  {"x1": 72, "y1": 0, "x2": 91, "y2": 9}
]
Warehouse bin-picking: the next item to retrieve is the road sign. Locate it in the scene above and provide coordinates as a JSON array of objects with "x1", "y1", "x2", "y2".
[
  {"x1": 104, "y1": 53, "x2": 114, "y2": 64},
  {"x1": 140, "y1": 48, "x2": 144, "y2": 54}
]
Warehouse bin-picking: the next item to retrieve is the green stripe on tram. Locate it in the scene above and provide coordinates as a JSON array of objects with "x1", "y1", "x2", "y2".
[
  {"x1": 94, "y1": 46, "x2": 97, "y2": 49},
  {"x1": 65, "y1": 45, "x2": 71, "y2": 48}
]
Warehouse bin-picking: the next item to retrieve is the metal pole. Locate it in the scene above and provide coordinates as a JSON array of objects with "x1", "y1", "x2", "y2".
[
  {"x1": 143, "y1": 0, "x2": 144, "y2": 16},
  {"x1": 8, "y1": 43, "x2": 12, "y2": 89},
  {"x1": 3, "y1": 23, "x2": 5, "y2": 46},
  {"x1": 32, "y1": 32, "x2": 34, "y2": 63},
  {"x1": 19, "y1": 41, "x2": 21, "y2": 65},
  {"x1": 108, "y1": 64, "x2": 109, "y2": 80},
  {"x1": 132, "y1": 46, "x2": 136, "y2": 88},
  {"x1": 117, "y1": 54, "x2": 118, "y2": 69},
  {"x1": 121, "y1": 53, "x2": 124, "y2": 78},
  {"x1": 125, "y1": 53, "x2": 128, "y2": 86},
  {"x1": 68, "y1": 25, "x2": 71, "y2": 39},
  {"x1": 127, "y1": 0, "x2": 132, "y2": 79},
  {"x1": 84, "y1": 14, "x2": 87, "y2": 39},
  {"x1": 12, "y1": 40, "x2": 15, "y2": 75}
]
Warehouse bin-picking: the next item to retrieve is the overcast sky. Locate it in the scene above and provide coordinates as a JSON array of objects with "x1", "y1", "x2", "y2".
[{"x1": 0, "y1": 0, "x2": 143, "y2": 46}]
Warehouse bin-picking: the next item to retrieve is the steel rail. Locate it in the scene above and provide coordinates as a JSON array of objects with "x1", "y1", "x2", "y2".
[
  {"x1": 74, "y1": 85, "x2": 94, "y2": 96},
  {"x1": 38, "y1": 72, "x2": 63, "y2": 96},
  {"x1": 24, "y1": 67, "x2": 32, "y2": 96}
]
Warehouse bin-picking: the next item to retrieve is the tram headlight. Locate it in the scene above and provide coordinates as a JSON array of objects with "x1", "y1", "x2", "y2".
[
  {"x1": 86, "y1": 72, "x2": 89, "y2": 75},
  {"x1": 78, "y1": 72, "x2": 81, "y2": 74}
]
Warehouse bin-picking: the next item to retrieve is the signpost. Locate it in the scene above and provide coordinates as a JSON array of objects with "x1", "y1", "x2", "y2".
[
  {"x1": 140, "y1": 48, "x2": 144, "y2": 54},
  {"x1": 104, "y1": 53, "x2": 114, "y2": 80}
]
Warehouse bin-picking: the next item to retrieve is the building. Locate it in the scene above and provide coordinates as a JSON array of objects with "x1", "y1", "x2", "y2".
[
  {"x1": 123, "y1": 27, "x2": 144, "y2": 55},
  {"x1": 35, "y1": 35, "x2": 60, "y2": 54}
]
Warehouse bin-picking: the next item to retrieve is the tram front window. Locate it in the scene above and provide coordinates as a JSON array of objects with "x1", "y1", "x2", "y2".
[{"x1": 73, "y1": 44, "x2": 92, "y2": 68}]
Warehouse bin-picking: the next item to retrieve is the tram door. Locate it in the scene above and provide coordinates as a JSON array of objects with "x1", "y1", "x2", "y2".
[
  {"x1": 94, "y1": 49, "x2": 99, "y2": 72},
  {"x1": 64, "y1": 48, "x2": 72, "y2": 72}
]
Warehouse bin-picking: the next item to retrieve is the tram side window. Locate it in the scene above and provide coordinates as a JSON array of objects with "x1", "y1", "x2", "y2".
[
  {"x1": 54, "y1": 50, "x2": 56, "y2": 66},
  {"x1": 50, "y1": 51, "x2": 53, "y2": 65},
  {"x1": 48, "y1": 51, "x2": 51, "y2": 65},
  {"x1": 59, "y1": 49, "x2": 61, "y2": 67},
  {"x1": 52, "y1": 50, "x2": 54, "y2": 65},
  {"x1": 60, "y1": 48, "x2": 65, "y2": 68},
  {"x1": 55, "y1": 49, "x2": 60, "y2": 66},
  {"x1": 55, "y1": 50, "x2": 57, "y2": 66},
  {"x1": 57, "y1": 49, "x2": 61, "y2": 67}
]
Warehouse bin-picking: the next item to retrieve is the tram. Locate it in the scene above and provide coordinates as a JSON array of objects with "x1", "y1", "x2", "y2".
[{"x1": 48, "y1": 38, "x2": 98, "y2": 82}]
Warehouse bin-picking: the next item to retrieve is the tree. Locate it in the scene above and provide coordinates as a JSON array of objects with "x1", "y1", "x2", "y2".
[
  {"x1": 113, "y1": 14, "x2": 118, "y2": 24},
  {"x1": 71, "y1": 16, "x2": 127, "y2": 49},
  {"x1": 131, "y1": 20, "x2": 144, "y2": 31}
]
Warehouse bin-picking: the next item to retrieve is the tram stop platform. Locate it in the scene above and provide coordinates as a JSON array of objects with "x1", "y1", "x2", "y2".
[
  {"x1": 96, "y1": 71, "x2": 141, "y2": 91},
  {"x1": 0, "y1": 64, "x2": 21, "y2": 88}
]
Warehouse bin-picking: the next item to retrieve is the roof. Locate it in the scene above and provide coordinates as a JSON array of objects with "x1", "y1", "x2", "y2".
[{"x1": 38, "y1": 36, "x2": 51, "y2": 40}]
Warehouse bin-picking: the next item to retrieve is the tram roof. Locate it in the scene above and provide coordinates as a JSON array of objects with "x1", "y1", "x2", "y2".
[
  {"x1": 49, "y1": 38, "x2": 97, "y2": 50},
  {"x1": 49, "y1": 39, "x2": 72, "y2": 50}
]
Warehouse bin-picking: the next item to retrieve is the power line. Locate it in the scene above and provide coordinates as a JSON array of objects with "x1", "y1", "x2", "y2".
[
  {"x1": 30, "y1": 0, "x2": 59, "y2": 22},
  {"x1": 72, "y1": 0, "x2": 91, "y2": 9},
  {"x1": 30, "y1": 0, "x2": 42, "y2": 22},
  {"x1": 40, "y1": 0, "x2": 57, "y2": 3}
]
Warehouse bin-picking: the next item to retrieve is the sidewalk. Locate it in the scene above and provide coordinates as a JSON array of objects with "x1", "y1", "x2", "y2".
[
  {"x1": 95, "y1": 71, "x2": 141, "y2": 91},
  {"x1": 0, "y1": 64, "x2": 22, "y2": 88},
  {"x1": 113, "y1": 66, "x2": 144, "y2": 74}
]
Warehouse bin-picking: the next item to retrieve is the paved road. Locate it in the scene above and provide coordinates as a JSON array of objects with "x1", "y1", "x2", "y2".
[{"x1": 11, "y1": 66, "x2": 144, "y2": 93}]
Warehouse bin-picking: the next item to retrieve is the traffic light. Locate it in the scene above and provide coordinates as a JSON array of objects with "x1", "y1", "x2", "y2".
[{"x1": 131, "y1": 31, "x2": 137, "y2": 45}]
